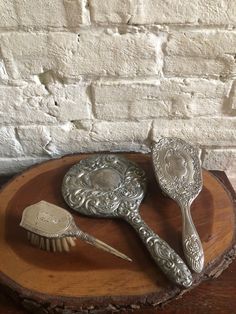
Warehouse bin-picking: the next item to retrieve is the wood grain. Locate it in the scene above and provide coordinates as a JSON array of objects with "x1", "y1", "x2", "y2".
[{"x1": 0, "y1": 154, "x2": 235, "y2": 313}]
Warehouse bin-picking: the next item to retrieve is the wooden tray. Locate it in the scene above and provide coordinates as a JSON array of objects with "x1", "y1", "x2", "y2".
[{"x1": 0, "y1": 153, "x2": 235, "y2": 313}]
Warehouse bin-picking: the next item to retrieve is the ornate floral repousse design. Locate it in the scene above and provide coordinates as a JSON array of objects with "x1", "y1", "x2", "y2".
[
  {"x1": 183, "y1": 234, "x2": 204, "y2": 273},
  {"x1": 152, "y1": 137, "x2": 202, "y2": 205},
  {"x1": 118, "y1": 202, "x2": 193, "y2": 288},
  {"x1": 62, "y1": 154, "x2": 146, "y2": 217},
  {"x1": 152, "y1": 137, "x2": 204, "y2": 273}
]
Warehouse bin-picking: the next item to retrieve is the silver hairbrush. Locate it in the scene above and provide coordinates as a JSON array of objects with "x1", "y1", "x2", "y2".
[{"x1": 20, "y1": 200, "x2": 132, "y2": 261}]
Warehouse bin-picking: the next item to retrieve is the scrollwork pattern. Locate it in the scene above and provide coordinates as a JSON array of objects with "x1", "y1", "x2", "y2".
[
  {"x1": 118, "y1": 202, "x2": 193, "y2": 288},
  {"x1": 152, "y1": 138, "x2": 204, "y2": 273},
  {"x1": 152, "y1": 137, "x2": 202, "y2": 205},
  {"x1": 62, "y1": 154, "x2": 193, "y2": 287},
  {"x1": 183, "y1": 234, "x2": 204, "y2": 273},
  {"x1": 62, "y1": 155, "x2": 146, "y2": 217}
]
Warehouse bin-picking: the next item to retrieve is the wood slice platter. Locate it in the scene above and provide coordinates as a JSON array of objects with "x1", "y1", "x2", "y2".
[{"x1": 0, "y1": 153, "x2": 235, "y2": 314}]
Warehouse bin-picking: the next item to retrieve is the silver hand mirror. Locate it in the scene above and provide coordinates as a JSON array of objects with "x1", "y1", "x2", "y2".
[
  {"x1": 62, "y1": 154, "x2": 193, "y2": 287},
  {"x1": 152, "y1": 138, "x2": 204, "y2": 273}
]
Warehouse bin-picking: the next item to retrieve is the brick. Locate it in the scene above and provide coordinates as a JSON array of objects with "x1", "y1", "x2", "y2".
[
  {"x1": 152, "y1": 117, "x2": 236, "y2": 146},
  {"x1": 0, "y1": 86, "x2": 22, "y2": 108},
  {"x1": 166, "y1": 30, "x2": 236, "y2": 57},
  {"x1": 93, "y1": 81, "x2": 161, "y2": 102},
  {"x1": 49, "y1": 123, "x2": 150, "y2": 155},
  {"x1": 48, "y1": 83, "x2": 91, "y2": 121},
  {"x1": 93, "y1": 79, "x2": 228, "y2": 99},
  {"x1": 180, "y1": 97, "x2": 224, "y2": 117},
  {"x1": 0, "y1": 157, "x2": 49, "y2": 175},
  {"x1": 48, "y1": 123, "x2": 92, "y2": 155},
  {"x1": 23, "y1": 81, "x2": 91, "y2": 121},
  {"x1": 164, "y1": 55, "x2": 235, "y2": 78},
  {"x1": 89, "y1": 0, "x2": 236, "y2": 25},
  {"x1": 0, "y1": 85, "x2": 57, "y2": 125},
  {"x1": 0, "y1": 127, "x2": 24, "y2": 157},
  {"x1": 91, "y1": 121, "x2": 151, "y2": 142},
  {"x1": 16, "y1": 123, "x2": 150, "y2": 157},
  {"x1": 17, "y1": 125, "x2": 52, "y2": 156},
  {"x1": 94, "y1": 103, "x2": 130, "y2": 121},
  {"x1": 171, "y1": 95, "x2": 224, "y2": 117},
  {"x1": 130, "y1": 101, "x2": 171, "y2": 119},
  {"x1": 0, "y1": 32, "x2": 78, "y2": 79},
  {"x1": 92, "y1": 79, "x2": 229, "y2": 120},
  {"x1": 0, "y1": 82, "x2": 91, "y2": 125},
  {"x1": 202, "y1": 148, "x2": 236, "y2": 170},
  {"x1": 165, "y1": 78, "x2": 230, "y2": 98},
  {"x1": 54, "y1": 99, "x2": 90, "y2": 122},
  {"x1": 92, "y1": 81, "x2": 171, "y2": 120},
  {"x1": 0, "y1": 30, "x2": 165, "y2": 79},
  {"x1": 0, "y1": 0, "x2": 89, "y2": 29},
  {"x1": 0, "y1": 0, "x2": 18, "y2": 28},
  {"x1": 94, "y1": 101, "x2": 171, "y2": 120},
  {"x1": 89, "y1": 0, "x2": 132, "y2": 24},
  {"x1": 17, "y1": 123, "x2": 92, "y2": 156},
  {"x1": 62, "y1": 30, "x2": 166, "y2": 78}
]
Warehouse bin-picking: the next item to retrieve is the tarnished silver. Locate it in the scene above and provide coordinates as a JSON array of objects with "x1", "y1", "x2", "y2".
[
  {"x1": 62, "y1": 154, "x2": 193, "y2": 287},
  {"x1": 20, "y1": 200, "x2": 132, "y2": 261},
  {"x1": 152, "y1": 137, "x2": 204, "y2": 273}
]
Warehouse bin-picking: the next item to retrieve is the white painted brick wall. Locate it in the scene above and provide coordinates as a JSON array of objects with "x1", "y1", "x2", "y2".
[
  {"x1": 0, "y1": 0, "x2": 90, "y2": 28},
  {"x1": 0, "y1": 0, "x2": 235, "y2": 176},
  {"x1": 89, "y1": 0, "x2": 236, "y2": 25}
]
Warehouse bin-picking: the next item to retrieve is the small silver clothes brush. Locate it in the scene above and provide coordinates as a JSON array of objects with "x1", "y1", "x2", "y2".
[{"x1": 20, "y1": 200, "x2": 132, "y2": 262}]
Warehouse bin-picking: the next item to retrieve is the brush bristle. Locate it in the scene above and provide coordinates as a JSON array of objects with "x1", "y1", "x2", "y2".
[{"x1": 27, "y1": 232, "x2": 77, "y2": 252}]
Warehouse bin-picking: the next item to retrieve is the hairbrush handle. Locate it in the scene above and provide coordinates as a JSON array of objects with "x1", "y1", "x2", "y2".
[
  {"x1": 72, "y1": 229, "x2": 132, "y2": 262},
  {"x1": 122, "y1": 210, "x2": 193, "y2": 288},
  {"x1": 180, "y1": 203, "x2": 204, "y2": 273}
]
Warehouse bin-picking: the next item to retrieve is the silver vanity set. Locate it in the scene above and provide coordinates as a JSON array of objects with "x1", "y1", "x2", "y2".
[{"x1": 20, "y1": 137, "x2": 204, "y2": 288}]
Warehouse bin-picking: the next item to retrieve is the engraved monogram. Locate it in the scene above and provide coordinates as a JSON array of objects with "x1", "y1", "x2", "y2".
[{"x1": 37, "y1": 210, "x2": 59, "y2": 224}]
